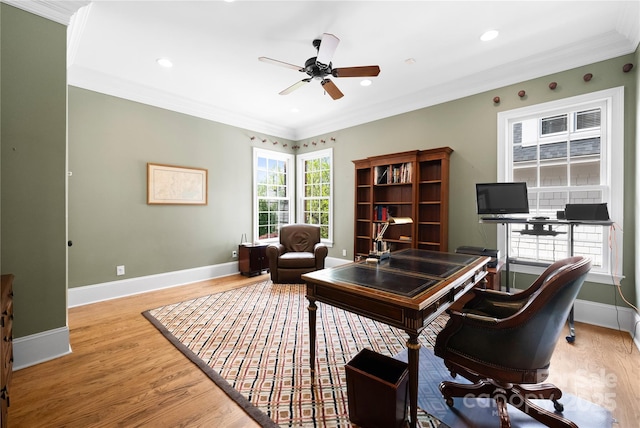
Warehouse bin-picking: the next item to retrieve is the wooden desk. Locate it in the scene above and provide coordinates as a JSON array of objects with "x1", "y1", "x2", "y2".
[{"x1": 302, "y1": 249, "x2": 489, "y2": 428}]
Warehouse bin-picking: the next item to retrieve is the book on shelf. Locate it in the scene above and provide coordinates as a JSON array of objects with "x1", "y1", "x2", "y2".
[
  {"x1": 375, "y1": 205, "x2": 389, "y2": 221},
  {"x1": 390, "y1": 162, "x2": 412, "y2": 183}
]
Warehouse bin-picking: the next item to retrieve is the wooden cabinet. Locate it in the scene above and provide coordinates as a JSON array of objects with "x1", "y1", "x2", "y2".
[
  {"x1": 353, "y1": 148, "x2": 452, "y2": 259},
  {"x1": 0, "y1": 274, "x2": 13, "y2": 428},
  {"x1": 485, "y1": 260, "x2": 504, "y2": 290},
  {"x1": 238, "y1": 244, "x2": 269, "y2": 277}
]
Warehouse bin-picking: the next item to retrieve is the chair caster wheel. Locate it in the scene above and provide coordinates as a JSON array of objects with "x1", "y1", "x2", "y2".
[
  {"x1": 565, "y1": 335, "x2": 575, "y2": 343},
  {"x1": 445, "y1": 398, "x2": 454, "y2": 407},
  {"x1": 553, "y1": 400, "x2": 564, "y2": 412}
]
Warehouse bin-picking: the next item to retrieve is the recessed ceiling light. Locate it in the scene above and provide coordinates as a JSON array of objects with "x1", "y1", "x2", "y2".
[
  {"x1": 360, "y1": 79, "x2": 372, "y2": 87},
  {"x1": 291, "y1": 108, "x2": 299, "y2": 113},
  {"x1": 156, "y1": 57, "x2": 173, "y2": 68},
  {"x1": 480, "y1": 30, "x2": 499, "y2": 42}
]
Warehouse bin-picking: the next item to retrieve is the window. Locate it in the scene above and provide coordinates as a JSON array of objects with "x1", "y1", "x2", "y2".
[
  {"x1": 497, "y1": 87, "x2": 624, "y2": 282},
  {"x1": 253, "y1": 148, "x2": 294, "y2": 242},
  {"x1": 297, "y1": 148, "x2": 333, "y2": 245}
]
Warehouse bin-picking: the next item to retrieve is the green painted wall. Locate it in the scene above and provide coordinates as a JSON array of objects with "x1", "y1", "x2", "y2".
[
  {"x1": 0, "y1": 4, "x2": 68, "y2": 337},
  {"x1": 68, "y1": 87, "x2": 293, "y2": 287}
]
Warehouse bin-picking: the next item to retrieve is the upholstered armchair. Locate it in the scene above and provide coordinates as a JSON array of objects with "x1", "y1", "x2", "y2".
[
  {"x1": 434, "y1": 256, "x2": 591, "y2": 428},
  {"x1": 266, "y1": 224, "x2": 328, "y2": 284}
]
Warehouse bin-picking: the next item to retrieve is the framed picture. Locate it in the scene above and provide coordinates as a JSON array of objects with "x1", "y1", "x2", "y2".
[{"x1": 147, "y1": 163, "x2": 208, "y2": 205}]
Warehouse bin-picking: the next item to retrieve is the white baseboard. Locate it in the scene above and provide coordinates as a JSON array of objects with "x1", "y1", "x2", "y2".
[
  {"x1": 573, "y1": 297, "x2": 638, "y2": 335},
  {"x1": 13, "y1": 327, "x2": 71, "y2": 370},
  {"x1": 68, "y1": 258, "x2": 350, "y2": 308},
  {"x1": 325, "y1": 256, "x2": 352, "y2": 268},
  {"x1": 16, "y1": 258, "x2": 638, "y2": 370},
  {"x1": 68, "y1": 262, "x2": 239, "y2": 308}
]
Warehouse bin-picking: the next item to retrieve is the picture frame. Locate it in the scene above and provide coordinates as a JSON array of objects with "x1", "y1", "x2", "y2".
[{"x1": 147, "y1": 163, "x2": 208, "y2": 205}]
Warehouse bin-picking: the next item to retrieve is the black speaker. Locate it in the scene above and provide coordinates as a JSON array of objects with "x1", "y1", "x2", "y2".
[{"x1": 564, "y1": 203, "x2": 609, "y2": 221}]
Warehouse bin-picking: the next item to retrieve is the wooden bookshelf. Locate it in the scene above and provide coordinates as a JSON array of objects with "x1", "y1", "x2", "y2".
[{"x1": 353, "y1": 148, "x2": 452, "y2": 259}]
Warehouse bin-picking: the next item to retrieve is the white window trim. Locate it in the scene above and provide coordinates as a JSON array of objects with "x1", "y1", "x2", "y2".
[
  {"x1": 497, "y1": 87, "x2": 624, "y2": 284},
  {"x1": 252, "y1": 148, "x2": 295, "y2": 244},
  {"x1": 296, "y1": 148, "x2": 334, "y2": 246}
]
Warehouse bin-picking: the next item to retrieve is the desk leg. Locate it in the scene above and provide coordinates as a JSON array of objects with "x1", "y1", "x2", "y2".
[
  {"x1": 407, "y1": 334, "x2": 420, "y2": 428},
  {"x1": 308, "y1": 298, "x2": 317, "y2": 379}
]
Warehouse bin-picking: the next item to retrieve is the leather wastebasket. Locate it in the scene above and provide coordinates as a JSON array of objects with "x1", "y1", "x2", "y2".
[{"x1": 345, "y1": 348, "x2": 409, "y2": 428}]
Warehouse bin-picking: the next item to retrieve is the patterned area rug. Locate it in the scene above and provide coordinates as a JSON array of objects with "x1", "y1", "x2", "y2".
[{"x1": 143, "y1": 280, "x2": 448, "y2": 427}]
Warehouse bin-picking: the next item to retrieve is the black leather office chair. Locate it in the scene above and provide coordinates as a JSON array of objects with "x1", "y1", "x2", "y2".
[{"x1": 434, "y1": 256, "x2": 591, "y2": 428}]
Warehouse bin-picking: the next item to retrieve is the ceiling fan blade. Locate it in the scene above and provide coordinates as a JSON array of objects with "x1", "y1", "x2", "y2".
[
  {"x1": 316, "y1": 33, "x2": 340, "y2": 68},
  {"x1": 279, "y1": 79, "x2": 310, "y2": 95},
  {"x1": 333, "y1": 65, "x2": 381, "y2": 78},
  {"x1": 321, "y1": 79, "x2": 344, "y2": 100},
  {"x1": 259, "y1": 56, "x2": 303, "y2": 72}
]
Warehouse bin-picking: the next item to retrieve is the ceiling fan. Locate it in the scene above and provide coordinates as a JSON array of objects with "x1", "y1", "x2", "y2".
[{"x1": 258, "y1": 33, "x2": 381, "y2": 100}]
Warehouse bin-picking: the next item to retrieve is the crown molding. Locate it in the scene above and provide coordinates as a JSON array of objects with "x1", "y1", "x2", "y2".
[
  {"x1": 67, "y1": 21, "x2": 637, "y2": 141},
  {"x1": 68, "y1": 65, "x2": 297, "y2": 140},
  {"x1": 2, "y1": 0, "x2": 89, "y2": 25},
  {"x1": 294, "y1": 30, "x2": 638, "y2": 140}
]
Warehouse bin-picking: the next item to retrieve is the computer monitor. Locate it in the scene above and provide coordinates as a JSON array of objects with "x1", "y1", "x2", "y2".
[{"x1": 476, "y1": 182, "x2": 530, "y2": 215}]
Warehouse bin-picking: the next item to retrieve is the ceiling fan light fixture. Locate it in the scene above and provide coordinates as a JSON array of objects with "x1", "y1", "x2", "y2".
[
  {"x1": 156, "y1": 57, "x2": 173, "y2": 68},
  {"x1": 480, "y1": 30, "x2": 499, "y2": 42},
  {"x1": 360, "y1": 79, "x2": 372, "y2": 87},
  {"x1": 260, "y1": 33, "x2": 379, "y2": 100}
]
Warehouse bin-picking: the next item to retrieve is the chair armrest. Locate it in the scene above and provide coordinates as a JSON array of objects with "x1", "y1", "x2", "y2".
[
  {"x1": 447, "y1": 287, "x2": 528, "y2": 322},
  {"x1": 314, "y1": 243, "x2": 328, "y2": 269},
  {"x1": 266, "y1": 243, "x2": 285, "y2": 257},
  {"x1": 266, "y1": 243, "x2": 284, "y2": 273}
]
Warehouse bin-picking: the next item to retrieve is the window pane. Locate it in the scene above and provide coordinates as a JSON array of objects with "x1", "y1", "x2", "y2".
[
  {"x1": 513, "y1": 144, "x2": 538, "y2": 164},
  {"x1": 533, "y1": 190, "x2": 568, "y2": 216},
  {"x1": 571, "y1": 137, "x2": 600, "y2": 157},
  {"x1": 540, "y1": 141, "x2": 567, "y2": 161},
  {"x1": 569, "y1": 189, "x2": 602, "y2": 205},
  {"x1": 540, "y1": 164, "x2": 568, "y2": 187},
  {"x1": 570, "y1": 161, "x2": 600, "y2": 186},
  {"x1": 576, "y1": 108, "x2": 600, "y2": 130},
  {"x1": 541, "y1": 114, "x2": 567, "y2": 134},
  {"x1": 320, "y1": 225, "x2": 329, "y2": 240}
]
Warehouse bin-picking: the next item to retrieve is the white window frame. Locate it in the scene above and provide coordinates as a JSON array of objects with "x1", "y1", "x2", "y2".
[
  {"x1": 497, "y1": 87, "x2": 624, "y2": 284},
  {"x1": 296, "y1": 148, "x2": 334, "y2": 246},
  {"x1": 252, "y1": 148, "x2": 294, "y2": 243}
]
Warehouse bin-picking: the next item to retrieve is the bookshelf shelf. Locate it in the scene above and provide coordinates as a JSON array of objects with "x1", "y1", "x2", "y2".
[{"x1": 352, "y1": 148, "x2": 452, "y2": 259}]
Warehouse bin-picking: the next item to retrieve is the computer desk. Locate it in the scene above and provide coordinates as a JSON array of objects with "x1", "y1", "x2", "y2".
[{"x1": 480, "y1": 217, "x2": 613, "y2": 342}]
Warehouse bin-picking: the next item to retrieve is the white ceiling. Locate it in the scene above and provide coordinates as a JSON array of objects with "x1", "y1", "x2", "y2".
[{"x1": 21, "y1": 1, "x2": 640, "y2": 140}]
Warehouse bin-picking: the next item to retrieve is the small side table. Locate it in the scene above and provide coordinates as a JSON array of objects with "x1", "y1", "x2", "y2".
[
  {"x1": 238, "y1": 244, "x2": 269, "y2": 277},
  {"x1": 485, "y1": 259, "x2": 504, "y2": 291}
]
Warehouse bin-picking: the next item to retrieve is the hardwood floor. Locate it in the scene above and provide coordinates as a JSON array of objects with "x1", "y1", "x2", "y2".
[{"x1": 9, "y1": 273, "x2": 640, "y2": 427}]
